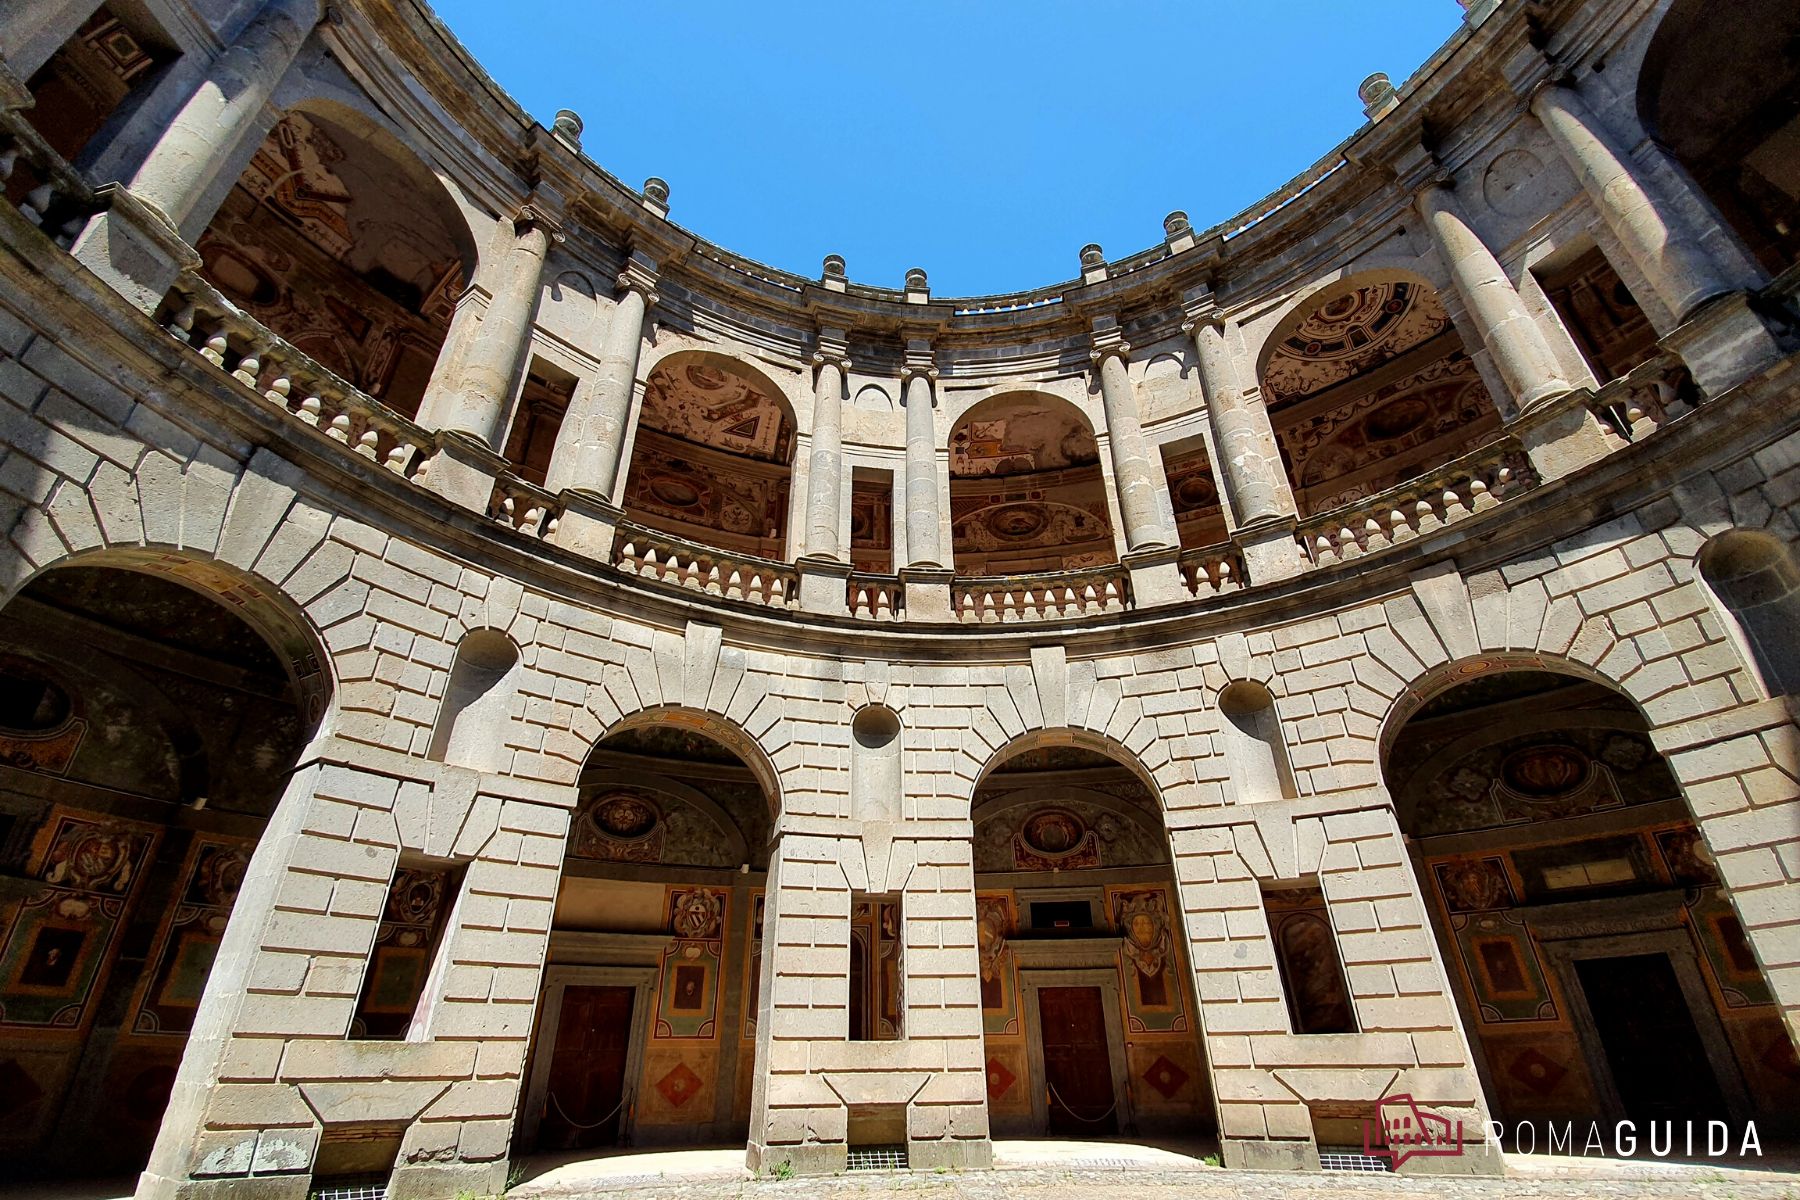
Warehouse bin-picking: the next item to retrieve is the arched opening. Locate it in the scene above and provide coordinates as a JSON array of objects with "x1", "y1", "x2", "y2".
[
  {"x1": 1217, "y1": 681, "x2": 1297, "y2": 804},
  {"x1": 1386, "y1": 667, "x2": 1797, "y2": 1144},
  {"x1": 427, "y1": 629, "x2": 521, "y2": 773},
  {"x1": 1638, "y1": 0, "x2": 1800, "y2": 276},
  {"x1": 972, "y1": 737, "x2": 1214, "y2": 1145},
  {"x1": 0, "y1": 557, "x2": 327, "y2": 1179},
  {"x1": 949, "y1": 393, "x2": 1115, "y2": 575},
  {"x1": 1698, "y1": 530, "x2": 1800, "y2": 696},
  {"x1": 514, "y1": 714, "x2": 773, "y2": 1164},
  {"x1": 193, "y1": 106, "x2": 478, "y2": 418},
  {"x1": 1258, "y1": 276, "x2": 1500, "y2": 518},
  {"x1": 620, "y1": 355, "x2": 796, "y2": 560}
]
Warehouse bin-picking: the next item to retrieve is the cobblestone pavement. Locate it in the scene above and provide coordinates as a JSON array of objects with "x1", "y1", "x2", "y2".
[{"x1": 513, "y1": 1163, "x2": 1800, "y2": 1200}]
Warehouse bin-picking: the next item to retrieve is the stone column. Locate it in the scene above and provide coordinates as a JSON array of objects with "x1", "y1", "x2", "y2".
[
  {"x1": 435, "y1": 207, "x2": 556, "y2": 449},
  {"x1": 70, "y1": 0, "x2": 322, "y2": 311},
  {"x1": 544, "y1": 253, "x2": 658, "y2": 559},
  {"x1": 1415, "y1": 182, "x2": 1571, "y2": 411},
  {"x1": 1089, "y1": 319, "x2": 1170, "y2": 552},
  {"x1": 1182, "y1": 294, "x2": 1304, "y2": 584},
  {"x1": 1529, "y1": 82, "x2": 1740, "y2": 323},
  {"x1": 126, "y1": 0, "x2": 321, "y2": 233},
  {"x1": 901, "y1": 342, "x2": 943, "y2": 569},
  {"x1": 804, "y1": 329, "x2": 850, "y2": 560}
]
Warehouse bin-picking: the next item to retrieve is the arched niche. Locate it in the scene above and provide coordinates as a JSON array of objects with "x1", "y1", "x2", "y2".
[
  {"x1": 1217, "y1": 680, "x2": 1297, "y2": 804},
  {"x1": 427, "y1": 628, "x2": 521, "y2": 772},
  {"x1": 1637, "y1": 0, "x2": 1800, "y2": 275},
  {"x1": 0, "y1": 556, "x2": 329, "y2": 1176},
  {"x1": 1255, "y1": 272, "x2": 1500, "y2": 518},
  {"x1": 948, "y1": 392, "x2": 1115, "y2": 575},
  {"x1": 1698, "y1": 529, "x2": 1800, "y2": 697},
  {"x1": 193, "y1": 101, "x2": 480, "y2": 418},
  {"x1": 621, "y1": 352, "x2": 798, "y2": 560},
  {"x1": 850, "y1": 705, "x2": 902, "y2": 823}
]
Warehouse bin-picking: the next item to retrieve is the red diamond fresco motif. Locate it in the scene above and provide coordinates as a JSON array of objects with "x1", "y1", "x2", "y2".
[
  {"x1": 656, "y1": 1061, "x2": 703, "y2": 1108},
  {"x1": 1142, "y1": 1054, "x2": 1189, "y2": 1099},
  {"x1": 1507, "y1": 1047, "x2": 1568, "y2": 1095},
  {"x1": 985, "y1": 1055, "x2": 1017, "y2": 1101}
]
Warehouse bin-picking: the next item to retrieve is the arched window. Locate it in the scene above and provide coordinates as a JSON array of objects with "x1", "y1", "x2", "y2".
[
  {"x1": 1218, "y1": 681, "x2": 1297, "y2": 803},
  {"x1": 1699, "y1": 531, "x2": 1800, "y2": 696},
  {"x1": 428, "y1": 629, "x2": 520, "y2": 772},
  {"x1": 851, "y1": 705, "x2": 902, "y2": 823}
]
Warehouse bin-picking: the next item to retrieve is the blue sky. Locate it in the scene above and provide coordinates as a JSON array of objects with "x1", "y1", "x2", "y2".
[{"x1": 430, "y1": 1, "x2": 1460, "y2": 297}]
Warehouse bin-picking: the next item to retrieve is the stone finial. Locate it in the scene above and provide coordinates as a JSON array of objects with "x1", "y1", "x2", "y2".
[
  {"x1": 552, "y1": 109, "x2": 583, "y2": 147},
  {"x1": 904, "y1": 267, "x2": 929, "y2": 303},
  {"x1": 1079, "y1": 243, "x2": 1108, "y2": 284},
  {"x1": 642, "y1": 177, "x2": 670, "y2": 216},
  {"x1": 1163, "y1": 210, "x2": 1196, "y2": 253},
  {"x1": 1360, "y1": 72, "x2": 1399, "y2": 120},
  {"x1": 822, "y1": 254, "x2": 846, "y2": 279}
]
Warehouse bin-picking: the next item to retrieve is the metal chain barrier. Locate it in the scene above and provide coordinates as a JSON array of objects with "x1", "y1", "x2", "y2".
[
  {"x1": 1046, "y1": 1079, "x2": 1119, "y2": 1124},
  {"x1": 548, "y1": 1090, "x2": 628, "y2": 1131}
]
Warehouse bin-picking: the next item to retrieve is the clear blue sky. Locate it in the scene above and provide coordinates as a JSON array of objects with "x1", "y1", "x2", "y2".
[{"x1": 430, "y1": 1, "x2": 1460, "y2": 297}]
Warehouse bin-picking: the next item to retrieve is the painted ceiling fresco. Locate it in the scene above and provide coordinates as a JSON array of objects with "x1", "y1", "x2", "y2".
[
  {"x1": 949, "y1": 394, "x2": 1099, "y2": 478},
  {"x1": 622, "y1": 430, "x2": 790, "y2": 558},
  {"x1": 974, "y1": 748, "x2": 1166, "y2": 873},
  {"x1": 1262, "y1": 280, "x2": 1452, "y2": 405},
  {"x1": 640, "y1": 361, "x2": 794, "y2": 464}
]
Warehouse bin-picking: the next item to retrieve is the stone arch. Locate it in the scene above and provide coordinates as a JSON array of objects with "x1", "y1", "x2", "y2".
[
  {"x1": 947, "y1": 390, "x2": 1115, "y2": 573},
  {"x1": 578, "y1": 704, "x2": 786, "y2": 821},
  {"x1": 1250, "y1": 267, "x2": 1501, "y2": 518},
  {"x1": 972, "y1": 727, "x2": 1163, "y2": 803},
  {"x1": 1250, "y1": 264, "x2": 1446, "y2": 383}
]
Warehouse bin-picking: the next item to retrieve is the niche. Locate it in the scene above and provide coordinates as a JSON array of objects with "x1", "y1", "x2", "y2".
[
  {"x1": 1218, "y1": 681, "x2": 1297, "y2": 803},
  {"x1": 1698, "y1": 530, "x2": 1800, "y2": 696},
  {"x1": 428, "y1": 629, "x2": 520, "y2": 772},
  {"x1": 1264, "y1": 882, "x2": 1357, "y2": 1035},
  {"x1": 850, "y1": 704, "x2": 902, "y2": 823}
]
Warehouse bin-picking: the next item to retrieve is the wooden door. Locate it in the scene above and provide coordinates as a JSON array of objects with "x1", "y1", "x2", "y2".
[
  {"x1": 1039, "y1": 986, "x2": 1117, "y2": 1135},
  {"x1": 1576, "y1": 954, "x2": 1727, "y2": 1124},
  {"x1": 538, "y1": 985, "x2": 635, "y2": 1150}
]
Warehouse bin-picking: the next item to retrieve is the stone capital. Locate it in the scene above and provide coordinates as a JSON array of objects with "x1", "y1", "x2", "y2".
[
  {"x1": 615, "y1": 252, "x2": 660, "y2": 305},
  {"x1": 512, "y1": 194, "x2": 565, "y2": 243},
  {"x1": 899, "y1": 363, "x2": 940, "y2": 384},
  {"x1": 812, "y1": 326, "x2": 851, "y2": 373},
  {"x1": 1089, "y1": 321, "x2": 1131, "y2": 366}
]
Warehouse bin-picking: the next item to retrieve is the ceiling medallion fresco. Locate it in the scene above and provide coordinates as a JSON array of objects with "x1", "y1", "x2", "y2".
[
  {"x1": 640, "y1": 361, "x2": 793, "y2": 463},
  {"x1": 949, "y1": 395, "x2": 1099, "y2": 478},
  {"x1": 1263, "y1": 281, "x2": 1451, "y2": 404},
  {"x1": 571, "y1": 786, "x2": 735, "y2": 868},
  {"x1": 622, "y1": 429, "x2": 790, "y2": 554},
  {"x1": 973, "y1": 798, "x2": 1165, "y2": 873}
]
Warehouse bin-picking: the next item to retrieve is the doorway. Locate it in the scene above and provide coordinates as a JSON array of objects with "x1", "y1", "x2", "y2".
[
  {"x1": 518, "y1": 965, "x2": 656, "y2": 1152},
  {"x1": 1039, "y1": 986, "x2": 1119, "y2": 1135},
  {"x1": 1575, "y1": 954, "x2": 1728, "y2": 1124}
]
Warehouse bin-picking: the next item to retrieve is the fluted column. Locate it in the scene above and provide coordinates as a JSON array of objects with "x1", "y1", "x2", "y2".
[
  {"x1": 1181, "y1": 308, "x2": 1296, "y2": 527},
  {"x1": 434, "y1": 208, "x2": 555, "y2": 449},
  {"x1": 124, "y1": 0, "x2": 321, "y2": 232},
  {"x1": 543, "y1": 254, "x2": 658, "y2": 498},
  {"x1": 1530, "y1": 81, "x2": 1743, "y2": 322},
  {"x1": 901, "y1": 341, "x2": 943, "y2": 569},
  {"x1": 802, "y1": 329, "x2": 850, "y2": 560},
  {"x1": 1416, "y1": 182, "x2": 1571, "y2": 411},
  {"x1": 1090, "y1": 320, "x2": 1171, "y2": 552}
]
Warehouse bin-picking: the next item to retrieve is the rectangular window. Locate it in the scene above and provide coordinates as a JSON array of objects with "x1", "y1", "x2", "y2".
[
  {"x1": 1263, "y1": 882, "x2": 1356, "y2": 1035},
  {"x1": 352, "y1": 860, "x2": 460, "y2": 1039},
  {"x1": 848, "y1": 893, "x2": 901, "y2": 1041},
  {"x1": 850, "y1": 467, "x2": 895, "y2": 574},
  {"x1": 1536, "y1": 245, "x2": 1659, "y2": 384},
  {"x1": 501, "y1": 358, "x2": 577, "y2": 486}
]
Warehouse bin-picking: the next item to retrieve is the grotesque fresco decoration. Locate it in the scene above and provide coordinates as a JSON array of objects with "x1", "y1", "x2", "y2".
[
  {"x1": 1113, "y1": 889, "x2": 1187, "y2": 1032},
  {"x1": 640, "y1": 361, "x2": 793, "y2": 463},
  {"x1": 948, "y1": 395, "x2": 1116, "y2": 573},
  {"x1": 196, "y1": 112, "x2": 470, "y2": 416},
  {"x1": 655, "y1": 888, "x2": 727, "y2": 1040},
  {"x1": 571, "y1": 787, "x2": 736, "y2": 869},
  {"x1": 974, "y1": 798, "x2": 1166, "y2": 873},
  {"x1": 137, "y1": 841, "x2": 252, "y2": 1035},
  {"x1": 1261, "y1": 280, "x2": 1502, "y2": 517}
]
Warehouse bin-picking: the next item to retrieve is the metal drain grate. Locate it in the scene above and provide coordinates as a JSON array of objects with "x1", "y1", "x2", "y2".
[
  {"x1": 1318, "y1": 1147, "x2": 1394, "y2": 1173},
  {"x1": 309, "y1": 1174, "x2": 389, "y2": 1200},
  {"x1": 845, "y1": 1143, "x2": 909, "y2": 1171}
]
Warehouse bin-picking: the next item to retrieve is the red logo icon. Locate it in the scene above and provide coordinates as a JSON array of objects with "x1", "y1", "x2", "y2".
[{"x1": 1363, "y1": 1092, "x2": 1464, "y2": 1167}]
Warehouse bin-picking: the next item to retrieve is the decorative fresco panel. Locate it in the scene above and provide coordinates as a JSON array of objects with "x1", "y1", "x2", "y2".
[
  {"x1": 984, "y1": 1042, "x2": 1030, "y2": 1113},
  {"x1": 571, "y1": 787, "x2": 735, "y2": 869},
  {"x1": 655, "y1": 887, "x2": 726, "y2": 1040},
  {"x1": 640, "y1": 360, "x2": 792, "y2": 463},
  {"x1": 973, "y1": 798, "x2": 1165, "y2": 874},
  {"x1": 136, "y1": 839, "x2": 252, "y2": 1034},
  {"x1": 0, "y1": 811, "x2": 156, "y2": 1029},
  {"x1": 621, "y1": 428, "x2": 791, "y2": 557},
  {"x1": 1687, "y1": 887, "x2": 1773, "y2": 1008},
  {"x1": 1263, "y1": 281, "x2": 1451, "y2": 403},
  {"x1": 976, "y1": 893, "x2": 1018, "y2": 1036},
  {"x1": 1111, "y1": 887, "x2": 1187, "y2": 1033},
  {"x1": 1450, "y1": 909, "x2": 1556, "y2": 1022},
  {"x1": 1433, "y1": 856, "x2": 1516, "y2": 913}
]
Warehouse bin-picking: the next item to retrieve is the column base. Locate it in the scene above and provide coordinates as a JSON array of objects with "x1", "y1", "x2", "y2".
[
  {"x1": 1220, "y1": 1137, "x2": 1320, "y2": 1172},
  {"x1": 796, "y1": 556, "x2": 853, "y2": 617},
  {"x1": 1512, "y1": 389, "x2": 1613, "y2": 482},
  {"x1": 1663, "y1": 291, "x2": 1790, "y2": 398},
  {"x1": 1121, "y1": 544, "x2": 1185, "y2": 607},
  {"x1": 1233, "y1": 517, "x2": 1304, "y2": 585},
  {"x1": 422, "y1": 430, "x2": 506, "y2": 515},
  {"x1": 69, "y1": 185, "x2": 201, "y2": 314},
  {"x1": 137, "y1": 1170, "x2": 310, "y2": 1200},
  {"x1": 899, "y1": 566, "x2": 955, "y2": 622},
  {"x1": 550, "y1": 488, "x2": 623, "y2": 561}
]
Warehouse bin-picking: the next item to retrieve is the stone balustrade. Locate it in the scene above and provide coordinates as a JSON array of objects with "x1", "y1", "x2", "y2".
[
  {"x1": 488, "y1": 474, "x2": 561, "y2": 540},
  {"x1": 848, "y1": 573, "x2": 905, "y2": 621},
  {"x1": 953, "y1": 564, "x2": 1131, "y2": 623},
  {"x1": 1585, "y1": 352, "x2": 1699, "y2": 443},
  {"x1": 0, "y1": 103, "x2": 100, "y2": 248},
  {"x1": 613, "y1": 521, "x2": 799, "y2": 609},
  {"x1": 1179, "y1": 542, "x2": 1245, "y2": 597},
  {"x1": 162, "y1": 273, "x2": 438, "y2": 482},
  {"x1": 1297, "y1": 439, "x2": 1539, "y2": 567}
]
